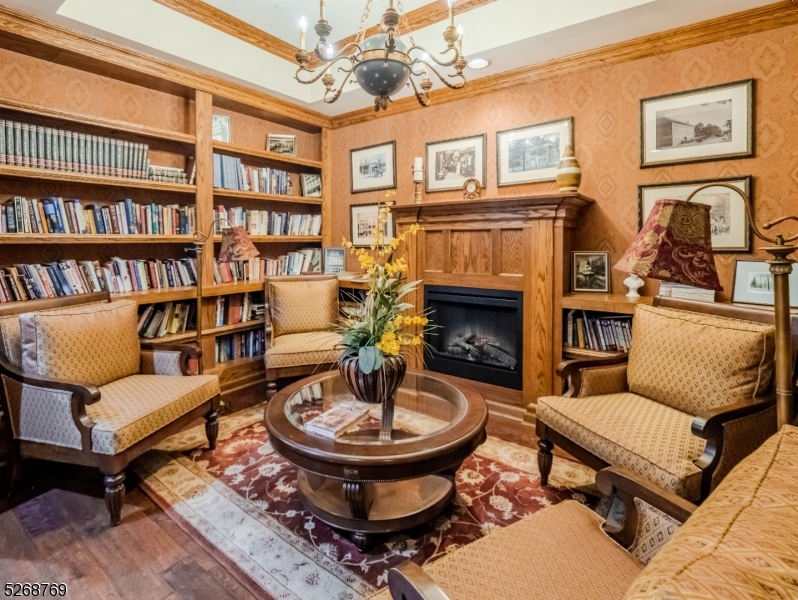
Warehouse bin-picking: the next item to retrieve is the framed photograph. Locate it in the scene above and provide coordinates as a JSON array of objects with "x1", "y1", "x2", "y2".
[
  {"x1": 638, "y1": 176, "x2": 752, "y2": 252},
  {"x1": 640, "y1": 79, "x2": 753, "y2": 167},
  {"x1": 323, "y1": 247, "x2": 346, "y2": 274},
  {"x1": 732, "y1": 260, "x2": 798, "y2": 308},
  {"x1": 350, "y1": 141, "x2": 396, "y2": 194},
  {"x1": 267, "y1": 134, "x2": 296, "y2": 156},
  {"x1": 350, "y1": 203, "x2": 395, "y2": 248},
  {"x1": 572, "y1": 251, "x2": 610, "y2": 293},
  {"x1": 426, "y1": 134, "x2": 487, "y2": 193},
  {"x1": 301, "y1": 173, "x2": 322, "y2": 198},
  {"x1": 497, "y1": 118, "x2": 573, "y2": 186},
  {"x1": 211, "y1": 114, "x2": 232, "y2": 143}
]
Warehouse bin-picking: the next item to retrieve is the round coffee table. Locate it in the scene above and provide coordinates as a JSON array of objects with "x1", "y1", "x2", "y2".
[{"x1": 264, "y1": 369, "x2": 488, "y2": 550}]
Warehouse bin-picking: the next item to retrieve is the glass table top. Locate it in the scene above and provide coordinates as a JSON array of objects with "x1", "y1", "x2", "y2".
[{"x1": 284, "y1": 371, "x2": 468, "y2": 446}]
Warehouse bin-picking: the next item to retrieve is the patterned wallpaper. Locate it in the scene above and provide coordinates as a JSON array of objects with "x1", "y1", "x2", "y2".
[{"x1": 329, "y1": 23, "x2": 798, "y2": 301}]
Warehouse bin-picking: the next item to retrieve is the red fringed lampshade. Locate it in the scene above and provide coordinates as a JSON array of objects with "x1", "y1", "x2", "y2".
[
  {"x1": 614, "y1": 199, "x2": 722, "y2": 291},
  {"x1": 218, "y1": 226, "x2": 260, "y2": 263}
]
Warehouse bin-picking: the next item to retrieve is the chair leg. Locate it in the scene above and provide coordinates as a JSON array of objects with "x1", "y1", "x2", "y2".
[
  {"x1": 4, "y1": 440, "x2": 22, "y2": 499},
  {"x1": 266, "y1": 381, "x2": 277, "y2": 400},
  {"x1": 537, "y1": 439, "x2": 554, "y2": 486},
  {"x1": 205, "y1": 409, "x2": 219, "y2": 450},
  {"x1": 104, "y1": 471, "x2": 125, "y2": 526}
]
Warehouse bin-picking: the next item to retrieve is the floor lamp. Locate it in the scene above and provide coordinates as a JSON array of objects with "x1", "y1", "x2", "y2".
[
  {"x1": 614, "y1": 187, "x2": 796, "y2": 428},
  {"x1": 193, "y1": 220, "x2": 260, "y2": 373}
]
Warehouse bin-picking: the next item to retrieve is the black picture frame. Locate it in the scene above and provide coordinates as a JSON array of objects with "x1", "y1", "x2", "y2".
[
  {"x1": 425, "y1": 133, "x2": 487, "y2": 193},
  {"x1": 350, "y1": 141, "x2": 397, "y2": 194},
  {"x1": 496, "y1": 117, "x2": 573, "y2": 186},
  {"x1": 571, "y1": 251, "x2": 611, "y2": 293},
  {"x1": 349, "y1": 202, "x2": 395, "y2": 248}
]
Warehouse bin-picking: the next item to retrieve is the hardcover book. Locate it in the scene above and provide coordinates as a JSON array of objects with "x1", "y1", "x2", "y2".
[{"x1": 304, "y1": 403, "x2": 369, "y2": 439}]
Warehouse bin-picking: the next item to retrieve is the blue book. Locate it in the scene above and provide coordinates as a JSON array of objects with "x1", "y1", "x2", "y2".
[
  {"x1": 42, "y1": 199, "x2": 61, "y2": 233},
  {"x1": 46, "y1": 262, "x2": 74, "y2": 295},
  {"x1": 124, "y1": 198, "x2": 137, "y2": 234}
]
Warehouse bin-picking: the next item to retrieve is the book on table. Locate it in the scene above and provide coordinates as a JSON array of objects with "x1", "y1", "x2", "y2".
[{"x1": 304, "y1": 403, "x2": 369, "y2": 439}]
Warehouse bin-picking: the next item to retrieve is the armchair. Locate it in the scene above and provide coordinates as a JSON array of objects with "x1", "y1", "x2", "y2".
[
  {"x1": 0, "y1": 292, "x2": 221, "y2": 525},
  {"x1": 536, "y1": 297, "x2": 798, "y2": 502}
]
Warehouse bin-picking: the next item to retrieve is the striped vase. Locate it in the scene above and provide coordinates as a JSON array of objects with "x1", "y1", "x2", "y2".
[{"x1": 556, "y1": 145, "x2": 582, "y2": 193}]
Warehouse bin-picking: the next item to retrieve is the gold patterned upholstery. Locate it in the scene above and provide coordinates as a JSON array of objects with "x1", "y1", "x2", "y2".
[
  {"x1": 628, "y1": 305, "x2": 775, "y2": 415},
  {"x1": 628, "y1": 498, "x2": 682, "y2": 566},
  {"x1": 578, "y1": 363, "x2": 629, "y2": 397},
  {"x1": 538, "y1": 393, "x2": 706, "y2": 500},
  {"x1": 87, "y1": 374, "x2": 220, "y2": 455},
  {"x1": 19, "y1": 300, "x2": 141, "y2": 387},
  {"x1": 268, "y1": 278, "x2": 339, "y2": 338},
  {"x1": 624, "y1": 425, "x2": 798, "y2": 599},
  {"x1": 370, "y1": 500, "x2": 643, "y2": 600},
  {"x1": 265, "y1": 331, "x2": 343, "y2": 369}
]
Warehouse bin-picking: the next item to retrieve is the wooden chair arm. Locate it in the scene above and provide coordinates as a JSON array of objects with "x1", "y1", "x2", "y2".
[
  {"x1": 139, "y1": 342, "x2": 201, "y2": 376},
  {"x1": 596, "y1": 466, "x2": 697, "y2": 548},
  {"x1": 557, "y1": 355, "x2": 629, "y2": 397},
  {"x1": 0, "y1": 357, "x2": 100, "y2": 405},
  {"x1": 691, "y1": 399, "x2": 773, "y2": 439},
  {"x1": 387, "y1": 562, "x2": 451, "y2": 600}
]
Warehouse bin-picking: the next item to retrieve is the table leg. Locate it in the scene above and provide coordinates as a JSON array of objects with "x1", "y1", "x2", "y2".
[
  {"x1": 351, "y1": 531, "x2": 373, "y2": 552},
  {"x1": 342, "y1": 480, "x2": 369, "y2": 519},
  {"x1": 380, "y1": 393, "x2": 395, "y2": 442}
]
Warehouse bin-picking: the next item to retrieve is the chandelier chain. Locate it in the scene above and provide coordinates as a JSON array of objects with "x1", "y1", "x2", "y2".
[
  {"x1": 356, "y1": 0, "x2": 374, "y2": 44},
  {"x1": 397, "y1": 0, "x2": 416, "y2": 46}
]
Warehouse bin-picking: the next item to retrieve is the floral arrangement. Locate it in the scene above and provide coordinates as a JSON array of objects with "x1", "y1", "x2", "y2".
[{"x1": 339, "y1": 194, "x2": 431, "y2": 374}]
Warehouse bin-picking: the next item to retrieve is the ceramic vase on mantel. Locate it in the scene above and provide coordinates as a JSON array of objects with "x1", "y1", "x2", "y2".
[{"x1": 556, "y1": 145, "x2": 582, "y2": 193}]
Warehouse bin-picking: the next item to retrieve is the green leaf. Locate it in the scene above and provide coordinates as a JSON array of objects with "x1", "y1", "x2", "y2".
[{"x1": 358, "y1": 345, "x2": 379, "y2": 374}]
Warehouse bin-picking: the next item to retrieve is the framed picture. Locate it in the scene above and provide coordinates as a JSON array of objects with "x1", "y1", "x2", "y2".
[
  {"x1": 426, "y1": 133, "x2": 487, "y2": 192},
  {"x1": 350, "y1": 203, "x2": 395, "y2": 248},
  {"x1": 497, "y1": 118, "x2": 573, "y2": 186},
  {"x1": 350, "y1": 141, "x2": 396, "y2": 194},
  {"x1": 732, "y1": 260, "x2": 798, "y2": 308},
  {"x1": 267, "y1": 134, "x2": 296, "y2": 156},
  {"x1": 640, "y1": 79, "x2": 753, "y2": 167},
  {"x1": 211, "y1": 114, "x2": 232, "y2": 143},
  {"x1": 301, "y1": 173, "x2": 322, "y2": 197},
  {"x1": 323, "y1": 247, "x2": 346, "y2": 274},
  {"x1": 572, "y1": 251, "x2": 610, "y2": 293},
  {"x1": 638, "y1": 176, "x2": 752, "y2": 252}
]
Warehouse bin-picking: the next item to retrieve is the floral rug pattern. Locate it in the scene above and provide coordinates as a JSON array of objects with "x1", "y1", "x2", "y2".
[{"x1": 135, "y1": 404, "x2": 595, "y2": 600}]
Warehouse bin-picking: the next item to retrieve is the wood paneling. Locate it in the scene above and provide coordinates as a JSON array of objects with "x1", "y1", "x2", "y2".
[
  {"x1": 321, "y1": 128, "x2": 333, "y2": 247},
  {"x1": 424, "y1": 231, "x2": 445, "y2": 272},
  {"x1": 450, "y1": 230, "x2": 491, "y2": 275},
  {"x1": 500, "y1": 230, "x2": 524, "y2": 275},
  {"x1": 524, "y1": 220, "x2": 555, "y2": 404},
  {"x1": 194, "y1": 90, "x2": 214, "y2": 288}
]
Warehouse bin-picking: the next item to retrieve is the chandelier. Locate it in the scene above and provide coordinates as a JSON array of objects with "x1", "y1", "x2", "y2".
[{"x1": 295, "y1": 0, "x2": 467, "y2": 111}]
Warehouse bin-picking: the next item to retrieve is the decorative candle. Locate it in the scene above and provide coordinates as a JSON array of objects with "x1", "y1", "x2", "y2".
[
  {"x1": 299, "y1": 17, "x2": 307, "y2": 51},
  {"x1": 448, "y1": 0, "x2": 455, "y2": 26},
  {"x1": 422, "y1": 53, "x2": 430, "y2": 78},
  {"x1": 413, "y1": 157, "x2": 424, "y2": 183},
  {"x1": 457, "y1": 25, "x2": 464, "y2": 54},
  {"x1": 320, "y1": 0, "x2": 326, "y2": 21}
]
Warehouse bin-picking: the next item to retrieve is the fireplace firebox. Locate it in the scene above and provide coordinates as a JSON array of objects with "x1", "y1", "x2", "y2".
[{"x1": 424, "y1": 285, "x2": 523, "y2": 390}]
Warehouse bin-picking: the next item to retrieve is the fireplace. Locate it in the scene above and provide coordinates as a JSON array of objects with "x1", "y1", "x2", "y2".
[{"x1": 424, "y1": 285, "x2": 523, "y2": 390}]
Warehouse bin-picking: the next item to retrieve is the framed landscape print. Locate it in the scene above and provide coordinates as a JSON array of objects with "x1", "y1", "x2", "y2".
[
  {"x1": 426, "y1": 134, "x2": 487, "y2": 193},
  {"x1": 211, "y1": 114, "x2": 232, "y2": 143},
  {"x1": 301, "y1": 173, "x2": 322, "y2": 197},
  {"x1": 497, "y1": 118, "x2": 573, "y2": 186},
  {"x1": 640, "y1": 79, "x2": 753, "y2": 167},
  {"x1": 638, "y1": 176, "x2": 752, "y2": 251},
  {"x1": 572, "y1": 251, "x2": 610, "y2": 293},
  {"x1": 267, "y1": 134, "x2": 296, "y2": 156},
  {"x1": 350, "y1": 203, "x2": 395, "y2": 248},
  {"x1": 732, "y1": 260, "x2": 798, "y2": 308},
  {"x1": 350, "y1": 141, "x2": 396, "y2": 194}
]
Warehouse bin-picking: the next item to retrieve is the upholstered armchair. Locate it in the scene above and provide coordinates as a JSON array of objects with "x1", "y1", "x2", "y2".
[
  {"x1": 264, "y1": 275, "x2": 343, "y2": 399},
  {"x1": 536, "y1": 298, "x2": 798, "y2": 502},
  {"x1": 0, "y1": 292, "x2": 221, "y2": 525}
]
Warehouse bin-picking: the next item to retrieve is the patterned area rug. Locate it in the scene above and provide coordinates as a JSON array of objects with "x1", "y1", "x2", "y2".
[{"x1": 134, "y1": 404, "x2": 596, "y2": 600}]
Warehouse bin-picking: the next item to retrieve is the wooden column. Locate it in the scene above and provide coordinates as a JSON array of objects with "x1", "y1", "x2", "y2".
[
  {"x1": 195, "y1": 89, "x2": 214, "y2": 287},
  {"x1": 321, "y1": 128, "x2": 334, "y2": 247}
]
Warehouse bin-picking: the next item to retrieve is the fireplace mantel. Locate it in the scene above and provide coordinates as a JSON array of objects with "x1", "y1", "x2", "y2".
[{"x1": 394, "y1": 193, "x2": 594, "y2": 427}]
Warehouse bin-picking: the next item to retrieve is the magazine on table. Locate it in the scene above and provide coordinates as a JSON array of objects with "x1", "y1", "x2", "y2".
[{"x1": 305, "y1": 403, "x2": 369, "y2": 439}]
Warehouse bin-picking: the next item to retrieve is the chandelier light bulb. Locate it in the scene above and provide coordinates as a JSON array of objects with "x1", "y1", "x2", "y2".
[
  {"x1": 326, "y1": 44, "x2": 334, "y2": 58},
  {"x1": 299, "y1": 16, "x2": 307, "y2": 32},
  {"x1": 457, "y1": 25, "x2": 464, "y2": 53}
]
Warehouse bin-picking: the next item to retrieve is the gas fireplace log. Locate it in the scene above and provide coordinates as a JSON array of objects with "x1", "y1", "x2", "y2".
[
  {"x1": 449, "y1": 335, "x2": 481, "y2": 360},
  {"x1": 483, "y1": 344, "x2": 517, "y2": 369}
]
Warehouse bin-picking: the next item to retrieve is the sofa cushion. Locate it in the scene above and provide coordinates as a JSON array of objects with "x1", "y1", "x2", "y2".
[
  {"x1": 627, "y1": 305, "x2": 775, "y2": 415},
  {"x1": 19, "y1": 300, "x2": 140, "y2": 387},
  {"x1": 370, "y1": 500, "x2": 643, "y2": 600},
  {"x1": 538, "y1": 393, "x2": 706, "y2": 500},
  {"x1": 87, "y1": 374, "x2": 220, "y2": 455},
  {"x1": 624, "y1": 425, "x2": 798, "y2": 600},
  {"x1": 265, "y1": 331, "x2": 343, "y2": 369},
  {"x1": 628, "y1": 498, "x2": 682, "y2": 566},
  {"x1": 268, "y1": 278, "x2": 338, "y2": 337}
]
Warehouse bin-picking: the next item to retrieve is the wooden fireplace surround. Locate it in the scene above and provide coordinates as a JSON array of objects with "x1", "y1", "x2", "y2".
[{"x1": 393, "y1": 194, "x2": 593, "y2": 425}]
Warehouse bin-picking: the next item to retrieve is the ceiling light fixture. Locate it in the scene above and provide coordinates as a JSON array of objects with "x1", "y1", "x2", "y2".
[
  {"x1": 294, "y1": 0, "x2": 467, "y2": 112},
  {"x1": 468, "y1": 58, "x2": 491, "y2": 70}
]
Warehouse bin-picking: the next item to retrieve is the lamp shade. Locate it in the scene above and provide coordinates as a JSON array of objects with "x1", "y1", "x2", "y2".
[
  {"x1": 614, "y1": 199, "x2": 722, "y2": 291},
  {"x1": 218, "y1": 226, "x2": 260, "y2": 263}
]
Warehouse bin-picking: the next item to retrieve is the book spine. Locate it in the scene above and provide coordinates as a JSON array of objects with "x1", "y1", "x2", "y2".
[
  {"x1": 5, "y1": 121, "x2": 15, "y2": 167},
  {"x1": 20, "y1": 123, "x2": 30, "y2": 168},
  {"x1": 64, "y1": 129, "x2": 73, "y2": 172},
  {"x1": 97, "y1": 136, "x2": 105, "y2": 176},
  {"x1": 91, "y1": 135, "x2": 98, "y2": 176},
  {"x1": 13, "y1": 122, "x2": 22, "y2": 166},
  {"x1": 0, "y1": 119, "x2": 5, "y2": 165},
  {"x1": 77, "y1": 133, "x2": 86, "y2": 173},
  {"x1": 28, "y1": 124, "x2": 38, "y2": 168},
  {"x1": 57, "y1": 129, "x2": 66, "y2": 171}
]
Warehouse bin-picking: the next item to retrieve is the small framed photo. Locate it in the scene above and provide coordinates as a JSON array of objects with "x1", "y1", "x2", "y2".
[
  {"x1": 732, "y1": 260, "x2": 798, "y2": 308},
  {"x1": 640, "y1": 79, "x2": 753, "y2": 167},
  {"x1": 301, "y1": 173, "x2": 322, "y2": 197},
  {"x1": 497, "y1": 118, "x2": 573, "y2": 186},
  {"x1": 211, "y1": 114, "x2": 232, "y2": 143},
  {"x1": 638, "y1": 176, "x2": 752, "y2": 252},
  {"x1": 572, "y1": 251, "x2": 610, "y2": 293},
  {"x1": 350, "y1": 141, "x2": 396, "y2": 194},
  {"x1": 324, "y1": 247, "x2": 346, "y2": 274},
  {"x1": 267, "y1": 134, "x2": 296, "y2": 156},
  {"x1": 426, "y1": 133, "x2": 487, "y2": 192},
  {"x1": 350, "y1": 203, "x2": 395, "y2": 248}
]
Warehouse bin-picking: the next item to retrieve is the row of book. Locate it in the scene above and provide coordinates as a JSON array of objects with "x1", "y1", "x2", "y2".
[
  {"x1": 213, "y1": 205, "x2": 321, "y2": 236},
  {"x1": 137, "y1": 301, "x2": 196, "y2": 339},
  {"x1": 564, "y1": 310, "x2": 634, "y2": 353},
  {"x1": 215, "y1": 330, "x2": 267, "y2": 364},
  {"x1": 104, "y1": 257, "x2": 197, "y2": 294},
  {"x1": 213, "y1": 292, "x2": 265, "y2": 327},
  {"x1": 0, "y1": 118, "x2": 150, "y2": 179},
  {"x1": 212, "y1": 248, "x2": 321, "y2": 284},
  {"x1": 213, "y1": 154, "x2": 291, "y2": 194},
  {"x1": 2, "y1": 197, "x2": 196, "y2": 235},
  {"x1": 148, "y1": 164, "x2": 193, "y2": 185}
]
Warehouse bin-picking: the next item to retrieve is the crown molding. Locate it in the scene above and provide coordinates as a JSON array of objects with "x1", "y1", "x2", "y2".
[
  {"x1": 0, "y1": 5, "x2": 331, "y2": 131},
  {"x1": 330, "y1": 0, "x2": 798, "y2": 129}
]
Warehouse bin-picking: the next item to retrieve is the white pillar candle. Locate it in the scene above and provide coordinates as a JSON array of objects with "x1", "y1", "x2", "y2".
[
  {"x1": 320, "y1": 0, "x2": 326, "y2": 21},
  {"x1": 448, "y1": 0, "x2": 455, "y2": 26},
  {"x1": 413, "y1": 157, "x2": 423, "y2": 170},
  {"x1": 299, "y1": 17, "x2": 307, "y2": 50},
  {"x1": 457, "y1": 25, "x2": 464, "y2": 54}
]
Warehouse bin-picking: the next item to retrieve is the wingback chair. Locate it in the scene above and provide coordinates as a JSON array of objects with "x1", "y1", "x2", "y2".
[
  {"x1": 536, "y1": 298, "x2": 798, "y2": 502},
  {"x1": 0, "y1": 292, "x2": 221, "y2": 525},
  {"x1": 264, "y1": 275, "x2": 343, "y2": 399}
]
